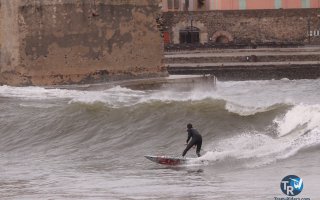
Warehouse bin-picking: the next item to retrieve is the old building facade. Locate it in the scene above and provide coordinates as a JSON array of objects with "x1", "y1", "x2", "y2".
[
  {"x1": 160, "y1": 0, "x2": 320, "y2": 46},
  {"x1": 162, "y1": 0, "x2": 320, "y2": 12}
]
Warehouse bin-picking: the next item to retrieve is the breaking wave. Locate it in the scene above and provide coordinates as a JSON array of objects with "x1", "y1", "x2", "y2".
[
  {"x1": 0, "y1": 79, "x2": 320, "y2": 170},
  {"x1": 200, "y1": 103, "x2": 320, "y2": 168}
]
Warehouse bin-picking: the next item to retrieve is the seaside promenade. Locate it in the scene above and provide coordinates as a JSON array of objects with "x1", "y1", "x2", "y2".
[{"x1": 164, "y1": 46, "x2": 320, "y2": 80}]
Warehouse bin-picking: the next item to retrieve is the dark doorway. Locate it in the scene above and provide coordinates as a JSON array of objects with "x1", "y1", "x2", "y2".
[
  {"x1": 179, "y1": 26, "x2": 200, "y2": 44},
  {"x1": 215, "y1": 35, "x2": 229, "y2": 44}
]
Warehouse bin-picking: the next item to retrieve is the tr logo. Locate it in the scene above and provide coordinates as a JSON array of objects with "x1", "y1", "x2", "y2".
[{"x1": 280, "y1": 175, "x2": 304, "y2": 196}]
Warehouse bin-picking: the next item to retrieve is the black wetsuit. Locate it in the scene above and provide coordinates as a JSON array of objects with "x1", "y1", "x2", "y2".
[{"x1": 182, "y1": 128, "x2": 202, "y2": 157}]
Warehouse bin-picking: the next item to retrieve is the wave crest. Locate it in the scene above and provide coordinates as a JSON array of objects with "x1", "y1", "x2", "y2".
[
  {"x1": 225, "y1": 102, "x2": 289, "y2": 116},
  {"x1": 274, "y1": 104, "x2": 320, "y2": 137}
]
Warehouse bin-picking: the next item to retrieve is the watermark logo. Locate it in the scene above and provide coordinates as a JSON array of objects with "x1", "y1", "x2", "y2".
[{"x1": 280, "y1": 175, "x2": 303, "y2": 196}]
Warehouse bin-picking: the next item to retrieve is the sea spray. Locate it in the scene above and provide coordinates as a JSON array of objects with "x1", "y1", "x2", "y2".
[{"x1": 274, "y1": 104, "x2": 320, "y2": 137}]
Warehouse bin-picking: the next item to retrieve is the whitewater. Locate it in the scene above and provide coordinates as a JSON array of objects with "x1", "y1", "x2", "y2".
[{"x1": 0, "y1": 78, "x2": 319, "y2": 199}]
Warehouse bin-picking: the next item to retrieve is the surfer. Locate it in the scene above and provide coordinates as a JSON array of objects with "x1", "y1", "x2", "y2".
[{"x1": 182, "y1": 123, "x2": 202, "y2": 157}]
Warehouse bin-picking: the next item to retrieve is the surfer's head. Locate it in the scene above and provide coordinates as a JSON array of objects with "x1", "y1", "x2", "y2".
[{"x1": 187, "y1": 123, "x2": 193, "y2": 129}]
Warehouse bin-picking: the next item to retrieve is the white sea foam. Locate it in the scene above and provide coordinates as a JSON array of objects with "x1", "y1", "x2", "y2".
[
  {"x1": 141, "y1": 88, "x2": 219, "y2": 103},
  {"x1": 1, "y1": 79, "x2": 318, "y2": 110},
  {"x1": 69, "y1": 86, "x2": 145, "y2": 107},
  {"x1": 274, "y1": 104, "x2": 320, "y2": 137},
  {"x1": 19, "y1": 103, "x2": 58, "y2": 108},
  {"x1": 225, "y1": 101, "x2": 289, "y2": 116},
  {"x1": 201, "y1": 105, "x2": 320, "y2": 167},
  {"x1": 0, "y1": 80, "x2": 319, "y2": 115},
  {"x1": 0, "y1": 85, "x2": 79, "y2": 99},
  {"x1": 216, "y1": 79, "x2": 320, "y2": 113},
  {"x1": 0, "y1": 85, "x2": 145, "y2": 107}
]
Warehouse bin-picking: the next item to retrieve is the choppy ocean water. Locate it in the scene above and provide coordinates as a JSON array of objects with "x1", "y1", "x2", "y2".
[{"x1": 0, "y1": 78, "x2": 319, "y2": 199}]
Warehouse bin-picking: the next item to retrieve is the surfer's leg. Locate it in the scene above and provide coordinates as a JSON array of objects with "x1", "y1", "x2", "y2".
[
  {"x1": 196, "y1": 140, "x2": 202, "y2": 157},
  {"x1": 182, "y1": 141, "x2": 196, "y2": 157}
]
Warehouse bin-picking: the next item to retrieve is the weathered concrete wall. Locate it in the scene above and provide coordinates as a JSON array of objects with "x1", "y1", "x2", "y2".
[
  {"x1": 0, "y1": 2, "x2": 1, "y2": 61},
  {"x1": 0, "y1": 2, "x2": 1, "y2": 63},
  {"x1": 162, "y1": 9, "x2": 320, "y2": 45},
  {"x1": 0, "y1": 0, "x2": 165, "y2": 86},
  {"x1": 0, "y1": 1, "x2": 21, "y2": 78}
]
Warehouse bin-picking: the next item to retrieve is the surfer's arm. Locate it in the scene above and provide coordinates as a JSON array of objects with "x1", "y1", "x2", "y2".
[{"x1": 186, "y1": 130, "x2": 192, "y2": 143}]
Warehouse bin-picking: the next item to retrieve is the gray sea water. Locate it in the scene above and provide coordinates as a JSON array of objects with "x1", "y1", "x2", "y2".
[{"x1": 0, "y1": 78, "x2": 319, "y2": 200}]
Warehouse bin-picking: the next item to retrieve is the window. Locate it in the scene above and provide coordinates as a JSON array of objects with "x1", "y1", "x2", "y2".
[
  {"x1": 198, "y1": 0, "x2": 205, "y2": 9},
  {"x1": 174, "y1": 0, "x2": 180, "y2": 10},
  {"x1": 301, "y1": 0, "x2": 310, "y2": 8},
  {"x1": 275, "y1": 0, "x2": 282, "y2": 9},
  {"x1": 167, "y1": 0, "x2": 180, "y2": 10},
  {"x1": 239, "y1": 0, "x2": 246, "y2": 10},
  {"x1": 168, "y1": 0, "x2": 173, "y2": 9}
]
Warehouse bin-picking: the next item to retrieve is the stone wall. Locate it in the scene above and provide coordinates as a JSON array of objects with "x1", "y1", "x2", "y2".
[
  {"x1": 0, "y1": 0, "x2": 165, "y2": 86},
  {"x1": 162, "y1": 8, "x2": 320, "y2": 45},
  {"x1": 0, "y1": 2, "x2": 1, "y2": 62}
]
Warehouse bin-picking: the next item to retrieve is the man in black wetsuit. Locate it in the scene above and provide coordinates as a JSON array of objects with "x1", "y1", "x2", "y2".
[{"x1": 182, "y1": 123, "x2": 202, "y2": 157}]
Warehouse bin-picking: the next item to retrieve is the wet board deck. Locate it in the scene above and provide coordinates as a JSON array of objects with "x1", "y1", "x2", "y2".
[{"x1": 144, "y1": 155, "x2": 188, "y2": 166}]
